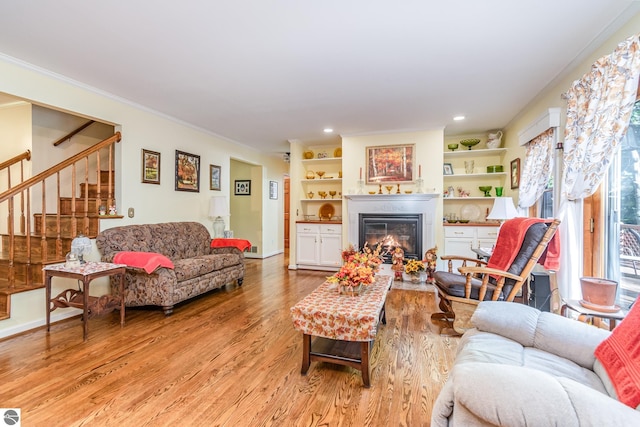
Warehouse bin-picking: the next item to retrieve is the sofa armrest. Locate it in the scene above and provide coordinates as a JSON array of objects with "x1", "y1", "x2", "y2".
[
  {"x1": 471, "y1": 301, "x2": 609, "y2": 368},
  {"x1": 435, "y1": 363, "x2": 640, "y2": 427}
]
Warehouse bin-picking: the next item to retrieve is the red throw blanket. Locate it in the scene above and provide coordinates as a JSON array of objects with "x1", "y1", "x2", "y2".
[
  {"x1": 210, "y1": 238, "x2": 252, "y2": 252},
  {"x1": 113, "y1": 251, "x2": 174, "y2": 274},
  {"x1": 595, "y1": 301, "x2": 640, "y2": 408},
  {"x1": 487, "y1": 217, "x2": 560, "y2": 273}
]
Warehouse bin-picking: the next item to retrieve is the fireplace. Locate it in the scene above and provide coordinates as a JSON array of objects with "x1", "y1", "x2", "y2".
[
  {"x1": 345, "y1": 193, "x2": 439, "y2": 264},
  {"x1": 359, "y1": 213, "x2": 422, "y2": 263}
]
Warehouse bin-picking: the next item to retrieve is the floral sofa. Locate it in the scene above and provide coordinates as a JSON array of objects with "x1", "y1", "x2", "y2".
[
  {"x1": 431, "y1": 301, "x2": 640, "y2": 426},
  {"x1": 96, "y1": 222, "x2": 245, "y2": 315}
]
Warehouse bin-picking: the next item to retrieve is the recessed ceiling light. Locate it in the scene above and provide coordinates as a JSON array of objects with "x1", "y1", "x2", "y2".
[
  {"x1": 323, "y1": 128, "x2": 333, "y2": 133},
  {"x1": 453, "y1": 116, "x2": 465, "y2": 121}
]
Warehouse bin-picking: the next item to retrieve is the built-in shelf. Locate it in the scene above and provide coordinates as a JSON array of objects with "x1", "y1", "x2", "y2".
[
  {"x1": 301, "y1": 178, "x2": 342, "y2": 183},
  {"x1": 301, "y1": 157, "x2": 342, "y2": 164},
  {"x1": 444, "y1": 197, "x2": 496, "y2": 201},
  {"x1": 444, "y1": 148, "x2": 507, "y2": 158},
  {"x1": 444, "y1": 172, "x2": 507, "y2": 179},
  {"x1": 301, "y1": 199, "x2": 342, "y2": 202}
]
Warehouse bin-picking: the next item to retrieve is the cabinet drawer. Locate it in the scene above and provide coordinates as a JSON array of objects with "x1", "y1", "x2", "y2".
[
  {"x1": 444, "y1": 226, "x2": 475, "y2": 238},
  {"x1": 296, "y1": 223, "x2": 320, "y2": 234},
  {"x1": 477, "y1": 227, "x2": 499, "y2": 239},
  {"x1": 320, "y1": 224, "x2": 341, "y2": 235}
]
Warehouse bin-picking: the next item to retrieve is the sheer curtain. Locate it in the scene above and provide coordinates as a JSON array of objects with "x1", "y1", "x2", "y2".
[
  {"x1": 559, "y1": 33, "x2": 640, "y2": 300},
  {"x1": 519, "y1": 128, "x2": 555, "y2": 208}
]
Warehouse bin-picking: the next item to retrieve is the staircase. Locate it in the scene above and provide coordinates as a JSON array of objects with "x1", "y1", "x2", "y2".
[{"x1": 0, "y1": 133, "x2": 121, "y2": 320}]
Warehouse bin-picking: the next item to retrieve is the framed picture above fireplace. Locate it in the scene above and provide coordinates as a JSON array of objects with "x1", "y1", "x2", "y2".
[{"x1": 365, "y1": 144, "x2": 415, "y2": 184}]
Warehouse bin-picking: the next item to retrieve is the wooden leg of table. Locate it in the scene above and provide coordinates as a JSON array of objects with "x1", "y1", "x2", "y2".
[
  {"x1": 119, "y1": 273, "x2": 125, "y2": 327},
  {"x1": 82, "y1": 278, "x2": 90, "y2": 341},
  {"x1": 45, "y1": 274, "x2": 52, "y2": 332},
  {"x1": 361, "y1": 341, "x2": 371, "y2": 388},
  {"x1": 301, "y1": 334, "x2": 311, "y2": 375}
]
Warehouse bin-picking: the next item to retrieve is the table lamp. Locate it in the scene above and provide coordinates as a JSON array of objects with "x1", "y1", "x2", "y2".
[
  {"x1": 486, "y1": 197, "x2": 518, "y2": 226},
  {"x1": 209, "y1": 196, "x2": 229, "y2": 238},
  {"x1": 70, "y1": 234, "x2": 92, "y2": 264}
]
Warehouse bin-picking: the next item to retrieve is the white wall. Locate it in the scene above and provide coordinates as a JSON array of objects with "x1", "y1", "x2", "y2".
[{"x1": 0, "y1": 55, "x2": 287, "y2": 338}]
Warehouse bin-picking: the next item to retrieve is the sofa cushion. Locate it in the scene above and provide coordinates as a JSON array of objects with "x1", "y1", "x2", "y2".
[
  {"x1": 173, "y1": 253, "x2": 243, "y2": 282},
  {"x1": 456, "y1": 329, "x2": 607, "y2": 394}
]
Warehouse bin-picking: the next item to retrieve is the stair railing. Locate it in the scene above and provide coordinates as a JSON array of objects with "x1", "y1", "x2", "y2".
[
  {"x1": 0, "y1": 150, "x2": 31, "y2": 234},
  {"x1": 0, "y1": 132, "x2": 121, "y2": 287}
]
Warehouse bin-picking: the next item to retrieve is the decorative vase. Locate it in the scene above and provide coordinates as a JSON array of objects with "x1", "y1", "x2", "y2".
[{"x1": 340, "y1": 282, "x2": 363, "y2": 296}]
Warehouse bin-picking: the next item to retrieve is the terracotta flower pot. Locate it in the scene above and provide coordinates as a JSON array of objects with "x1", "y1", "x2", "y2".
[{"x1": 580, "y1": 277, "x2": 618, "y2": 307}]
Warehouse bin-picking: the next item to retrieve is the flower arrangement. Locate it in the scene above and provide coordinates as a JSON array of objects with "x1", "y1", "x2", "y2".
[
  {"x1": 327, "y1": 243, "x2": 386, "y2": 294},
  {"x1": 404, "y1": 258, "x2": 425, "y2": 276}
]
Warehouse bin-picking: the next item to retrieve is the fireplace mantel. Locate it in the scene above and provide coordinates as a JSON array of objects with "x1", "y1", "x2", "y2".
[{"x1": 345, "y1": 193, "x2": 440, "y2": 253}]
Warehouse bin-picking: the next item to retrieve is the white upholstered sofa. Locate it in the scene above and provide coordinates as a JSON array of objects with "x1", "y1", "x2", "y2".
[{"x1": 431, "y1": 301, "x2": 640, "y2": 426}]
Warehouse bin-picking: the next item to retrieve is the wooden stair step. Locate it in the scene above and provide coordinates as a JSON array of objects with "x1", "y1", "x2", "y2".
[
  {"x1": 59, "y1": 197, "x2": 107, "y2": 215},
  {"x1": 0, "y1": 256, "x2": 62, "y2": 286},
  {"x1": 33, "y1": 214, "x2": 99, "y2": 238},
  {"x1": 79, "y1": 183, "x2": 115, "y2": 199},
  {"x1": 1, "y1": 234, "x2": 72, "y2": 258}
]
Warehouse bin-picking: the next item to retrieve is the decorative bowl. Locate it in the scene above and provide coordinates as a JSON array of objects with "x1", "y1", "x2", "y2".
[
  {"x1": 368, "y1": 191, "x2": 376, "y2": 194},
  {"x1": 460, "y1": 138, "x2": 481, "y2": 150},
  {"x1": 478, "y1": 186, "x2": 492, "y2": 197},
  {"x1": 458, "y1": 219, "x2": 470, "y2": 223},
  {"x1": 447, "y1": 143, "x2": 459, "y2": 151},
  {"x1": 316, "y1": 171, "x2": 325, "y2": 178}
]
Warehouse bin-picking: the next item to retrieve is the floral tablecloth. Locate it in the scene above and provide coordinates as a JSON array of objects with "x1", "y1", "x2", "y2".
[
  {"x1": 43, "y1": 261, "x2": 126, "y2": 275},
  {"x1": 290, "y1": 274, "x2": 392, "y2": 342}
]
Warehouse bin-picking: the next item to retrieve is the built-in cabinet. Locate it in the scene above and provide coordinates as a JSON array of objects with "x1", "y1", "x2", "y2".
[
  {"x1": 443, "y1": 225, "x2": 499, "y2": 267},
  {"x1": 300, "y1": 156, "x2": 342, "y2": 221},
  {"x1": 296, "y1": 223, "x2": 342, "y2": 270}
]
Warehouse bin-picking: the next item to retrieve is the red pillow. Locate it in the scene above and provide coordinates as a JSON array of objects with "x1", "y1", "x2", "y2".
[
  {"x1": 594, "y1": 301, "x2": 640, "y2": 408},
  {"x1": 113, "y1": 251, "x2": 174, "y2": 274}
]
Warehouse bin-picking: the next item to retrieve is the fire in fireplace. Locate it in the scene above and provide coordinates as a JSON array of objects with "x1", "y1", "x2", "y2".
[{"x1": 359, "y1": 213, "x2": 423, "y2": 263}]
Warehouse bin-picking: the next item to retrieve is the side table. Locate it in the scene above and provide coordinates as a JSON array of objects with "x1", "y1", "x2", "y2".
[
  {"x1": 561, "y1": 299, "x2": 626, "y2": 331},
  {"x1": 44, "y1": 261, "x2": 127, "y2": 341}
]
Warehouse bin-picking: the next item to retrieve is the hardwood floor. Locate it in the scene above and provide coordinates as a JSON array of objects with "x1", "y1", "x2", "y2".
[{"x1": 0, "y1": 255, "x2": 459, "y2": 426}]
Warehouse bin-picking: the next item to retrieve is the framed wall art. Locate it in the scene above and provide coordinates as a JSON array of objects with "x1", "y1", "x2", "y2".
[
  {"x1": 235, "y1": 179, "x2": 251, "y2": 195},
  {"x1": 269, "y1": 180, "x2": 278, "y2": 200},
  {"x1": 210, "y1": 164, "x2": 221, "y2": 191},
  {"x1": 443, "y1": 163, "x2": 454, "y2": 175},
  {"x1": 175, "y1": 150, "x2": 200, "y2": 192},
  {"x1": 365, "y1": 144, "x2": 415, "y2": 184},
  {"x1": 511, "y1": 158, "x2": 521, "y2": 189},
  {"x1": 142, "y1": 149, "x2": 161, "y2": 184}
]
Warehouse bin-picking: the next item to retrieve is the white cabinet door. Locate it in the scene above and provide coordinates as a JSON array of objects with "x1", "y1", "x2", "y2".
[
  {"x1": 319, "y1": 233, "x2": 342, "y2": 267},
  {"x1": 297, "y1": 233, "x2": 319, "y2": 265}
]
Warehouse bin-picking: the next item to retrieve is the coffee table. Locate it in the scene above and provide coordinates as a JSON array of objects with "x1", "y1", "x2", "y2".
[{"x1": 290, "y1": 274, "x2": 393, "y2": 387}]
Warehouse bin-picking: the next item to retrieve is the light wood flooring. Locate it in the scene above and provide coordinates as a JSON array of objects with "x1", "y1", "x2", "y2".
[{"x1": 0, "y1": 255, "x2": 459, "y2": 426}]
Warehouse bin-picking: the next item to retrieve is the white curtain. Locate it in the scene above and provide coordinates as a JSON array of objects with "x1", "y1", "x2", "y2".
[
  {"x1": 519, "y1": 128, "x2": 555, "y2": 208},
  {"x1": 559, "y1": 33, "x2": 640, "y2": 300}
]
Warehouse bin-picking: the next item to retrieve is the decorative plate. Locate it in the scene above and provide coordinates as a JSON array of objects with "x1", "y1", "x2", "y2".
[
  {"x1": 460, "y1": 204, "x2": 482, "y2": 222},
  {"x1": 303, "y1": 150, "x2": 314, "y2": 159},
  {"x1": 334, "y1": 147, "x2": 342, "y2": 158},
  {"x1": 318, "y1": 203, "x2": 335, "y2": 220}
]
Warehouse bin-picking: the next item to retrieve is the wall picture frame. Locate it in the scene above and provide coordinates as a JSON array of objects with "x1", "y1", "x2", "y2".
[
  {"x1": 235, "y1": 179, "x2": 251, "y2": 195},
  {"x1": 175, "y1": 150, "x2": 200, "y2": 192},
  {"x1": 269, "y1": 180, "x2": 278, "y2": 199},
  {"x1": 210, "y1": 164, "x2": 221, "y2": 191},
  {"x1": 511, "y1": 158, "x2": 521, "y2": 189},
  {"x1": 365, "y1": 144, "x2": 415, "y2": 184},
  {"x1": 142, "y1": 149, "x2": 161, "y2": 184},
  {"x1": 443, "y1": 163, "x2": 454, "y2": 175}
]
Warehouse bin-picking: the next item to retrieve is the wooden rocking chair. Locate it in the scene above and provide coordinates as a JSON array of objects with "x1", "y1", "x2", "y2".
[{"x1": 432, "y1": 218, "x2": 560, "y2": 334}]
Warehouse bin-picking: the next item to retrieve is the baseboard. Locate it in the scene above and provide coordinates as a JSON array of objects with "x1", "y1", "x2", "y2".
[{"x1": 0, "y1": 308, "x2": 81, "y2": 341}]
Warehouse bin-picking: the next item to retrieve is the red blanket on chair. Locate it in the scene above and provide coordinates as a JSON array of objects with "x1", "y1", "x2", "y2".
[{"x1": 486, "y1": 217, "x2": 560, "y2": 273}]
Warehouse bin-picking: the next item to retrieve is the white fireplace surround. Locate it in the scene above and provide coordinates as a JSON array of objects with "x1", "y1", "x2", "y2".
[{"x1": 345, "y1": 193, "x2": 439, "y2": 255}]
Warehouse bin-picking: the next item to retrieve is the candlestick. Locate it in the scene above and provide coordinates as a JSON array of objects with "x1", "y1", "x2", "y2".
[
  {"x1": 419, "y1": 165, "x2": 422, "y2": 178},
  {"x1": 359, "y1": 167, "x2": 362, "y2": 180}
]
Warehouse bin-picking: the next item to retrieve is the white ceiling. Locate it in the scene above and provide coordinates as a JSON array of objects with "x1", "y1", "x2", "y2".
[{"x1": 0, "y1": 1, "x2": 638, "y2": 154}]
